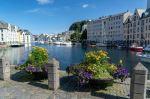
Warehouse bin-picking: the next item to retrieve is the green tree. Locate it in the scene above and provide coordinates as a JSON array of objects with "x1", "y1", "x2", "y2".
[{"x1": 81, "y1": 29, "x2": 87, "y2": 41}]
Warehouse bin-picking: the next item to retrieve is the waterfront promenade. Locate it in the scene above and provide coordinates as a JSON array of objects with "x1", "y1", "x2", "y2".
[{"x1": 0, "y1": 67, "x2": 132, "y2": 99}]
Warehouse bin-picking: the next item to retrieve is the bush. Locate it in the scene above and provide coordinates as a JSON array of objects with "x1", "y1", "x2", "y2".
[
  {"x1": 16, "y1": 46, "x2": 49, "y2": 74},
  {"x1": 67, "y1": 50, "x2": 118, "y2": 87}
]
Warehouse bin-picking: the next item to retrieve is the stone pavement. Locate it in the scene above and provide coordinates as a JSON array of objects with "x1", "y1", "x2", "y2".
[
  {"x1": 0, "y1": 77, "x2": 131, "y2": 99},
  {"x1": 0, "y1": 68, "x2": 138, "y2": 99}
]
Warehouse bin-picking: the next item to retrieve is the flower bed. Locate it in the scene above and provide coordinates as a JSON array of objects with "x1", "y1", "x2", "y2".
[
  {"x1": 66, "y1": 50, "x2": 129, "y2": 89},
  {"x1": 16, "y1": 46, "x2": 49, "y2": 80}
]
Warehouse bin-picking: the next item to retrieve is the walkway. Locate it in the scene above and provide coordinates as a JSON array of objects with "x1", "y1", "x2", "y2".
[{"x1": 0, "y1": 68, "x2": 145, "y2": 99}]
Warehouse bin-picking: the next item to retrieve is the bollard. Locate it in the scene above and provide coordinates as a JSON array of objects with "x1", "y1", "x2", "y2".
[
  {"x1": 0, "y1": 57, "x2": 10, "y2": 81},
  {"x1": 130, "y1": 63, "x2": 148, "y2": 99},
  {"x1": 47, "y1": 58, "x2": 60, "y2": 91}
]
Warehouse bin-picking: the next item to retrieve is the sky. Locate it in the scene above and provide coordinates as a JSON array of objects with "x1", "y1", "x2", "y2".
[{"x1": 0, "y1": 0, "x2": 147, "y2": 34}]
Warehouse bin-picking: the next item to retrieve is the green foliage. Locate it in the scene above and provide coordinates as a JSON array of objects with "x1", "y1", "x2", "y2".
[
  {"x1": 69, "y1": 20, "x2": 89, "y2": 32},
  {"x1": 70, "y1": 32, "x2": 82, "y2": 42},
  {"x1": 69, "y1": 50, "x2": 117, "y2": 81},
  {"x1": 69, "y1": 20, "x2": 89, "y2": 42},
  {"x1": 80, "y1": 29, "x2": 87, "y2": 41},
  {"x1": 17, "y1": 46, "x2": 49, "y2": 72}
]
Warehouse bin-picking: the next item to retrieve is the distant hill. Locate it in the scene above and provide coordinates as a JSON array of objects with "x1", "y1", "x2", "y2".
[{"x1": 69, "y1": 20, "x2": 89, "y2": 33}]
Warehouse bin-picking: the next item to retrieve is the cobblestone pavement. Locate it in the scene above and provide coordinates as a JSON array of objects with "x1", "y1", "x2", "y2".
[{"x1": 0, "y1": 68, "x2": 141, "y2": 99}]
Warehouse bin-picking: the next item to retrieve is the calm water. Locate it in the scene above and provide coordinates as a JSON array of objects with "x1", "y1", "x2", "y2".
[{"x1": 0, "y1": 44, "x2": 149, "y2": 73}]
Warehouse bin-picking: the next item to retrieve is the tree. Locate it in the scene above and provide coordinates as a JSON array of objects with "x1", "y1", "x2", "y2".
[{"x1": 81, "y1": 29, "x2": 87, "y2": 41}]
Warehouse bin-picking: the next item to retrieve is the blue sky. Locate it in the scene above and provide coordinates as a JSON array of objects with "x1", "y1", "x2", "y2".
[{"x1": 0, "y1": 0, "x2": 147, "y2": 34}]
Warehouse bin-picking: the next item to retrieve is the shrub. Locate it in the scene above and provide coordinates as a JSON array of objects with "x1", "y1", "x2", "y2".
[
  {"x1": 68, "y1": 50, "x2": 117, "y2": 87},
  {"x1": 16, "y1": 46, "x2": 49, "y2": 74},
  {"x1": 113, "y1": 67, "x2": 129, "y2": 82},
  {"x1": 85, "y1": 50, "x2": 108, "y2": 64}
]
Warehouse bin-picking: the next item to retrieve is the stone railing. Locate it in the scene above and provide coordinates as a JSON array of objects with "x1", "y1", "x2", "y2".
[
  {"x1": 130, "y1": 63, "x2": 148, "y2": 99},
  {"x1": 46, "y1": 58, "x2": 60, "y2": 91},
  {"x1": 0, "y1": 57, "x2": 10, "y2": 81}
]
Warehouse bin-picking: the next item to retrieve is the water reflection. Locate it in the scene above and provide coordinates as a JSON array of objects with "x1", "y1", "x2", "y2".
[{"x1": 0, "y1": 46, "x2": 31, "y2": 65}]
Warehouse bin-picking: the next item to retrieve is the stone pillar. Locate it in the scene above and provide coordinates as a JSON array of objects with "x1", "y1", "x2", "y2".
[
  {"x1": 130, "y1": 63, "x2": 148, "y2": 99},
  {"x1": 47, "y1": 58, "x2": 60, "y2": 91},
  {"x1": 0, "y1": 57, "x2": 10, "y2": 81}
]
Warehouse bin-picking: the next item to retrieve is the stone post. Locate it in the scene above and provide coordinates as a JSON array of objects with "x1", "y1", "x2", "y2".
[
  {"x1": 130, "y1": 63, "x2": 148, "y2": 99},
  {"x1": 47, "y1": 58, "x2": 60, "y2": 91},
  {"x1": 0, "y1": 57, "x2": 10, "y2": 81}
]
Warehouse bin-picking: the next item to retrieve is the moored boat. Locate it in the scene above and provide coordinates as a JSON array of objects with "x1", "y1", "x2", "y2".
[
  {"x1": 130, "y1": 43, "x2": 143, "y2": 52},
  {"x1": 10, "y1": 44, "x2": 24, "y2": 47},
  {"x1": 144, "y1": 45, "x2": 150, "y2": 52},
  {"x1": 96, "y1": 43, "x2": 107, "y2": 47},
  {"x1": 139, "y1": 54, "x2": 150, "y2": 63}
]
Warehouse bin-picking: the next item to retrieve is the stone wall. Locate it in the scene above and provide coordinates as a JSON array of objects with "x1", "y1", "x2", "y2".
[
  {"x1": 0, "y1": 57, "x2": 10, "y2": 81},
  {"x1": 47, "y1": 58, "x2": 60, "y2": 91},
  {"x1": 130, "y1": 63, "x2": 148, "y2": 99}
]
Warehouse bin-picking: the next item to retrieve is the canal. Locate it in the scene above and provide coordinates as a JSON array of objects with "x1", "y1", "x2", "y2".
[{"x1": 0, "y1": 44, "x2": 149, "y2": 73}]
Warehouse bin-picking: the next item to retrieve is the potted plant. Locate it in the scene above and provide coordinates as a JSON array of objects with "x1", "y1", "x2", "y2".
[
  {"x1": 16, "y1": 46, "x2": 49, "y2": 80},
  {"x1": 68, "y1": 50, "x2": 117, "y2": 89}
]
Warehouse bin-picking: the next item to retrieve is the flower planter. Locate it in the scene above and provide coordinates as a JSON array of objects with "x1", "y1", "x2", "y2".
[
  {"x1": 89, "y1": 78, "x2": 113, "y2": 89},
  {"x1": 32, "y1": 71, "x2": 48, "y2": 80}
]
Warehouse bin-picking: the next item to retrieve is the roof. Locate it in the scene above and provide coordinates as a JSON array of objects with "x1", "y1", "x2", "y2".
[
  {"x1": 0, "y1": 21, "x2": 8, "y2": 29},
  {"x1": 136, "y1": 9, "x2": 145, "y2": 17},
  {"x1": 23, "y1": 30, "x2": 31, "y2": 35},
  {"x1": 141, "y1": 8, "x2": 150, "y2": 18},
  {"x1": 124, "y1": 15, "x2": 133, "y2": 24}
]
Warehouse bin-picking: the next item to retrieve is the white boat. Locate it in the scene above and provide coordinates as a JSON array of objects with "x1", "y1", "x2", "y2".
[
  {"x1": 64, "y1": 42, "x2": 72, "y2": 46},
  {"x1": 144, "y1": 45, "x2": 150, "y2": 52},
  {"x1": 96, "y1": 43, "x2": 107, "y2": 47},
  {"x1": 53, "y1": 41, "x2": 72, "y2": 46},
  {"x1": 140, "y1": 54, "x2": 150, "y2": 63},
  {"x1": 53, "y1": 41, "x2": 61, "y2": 45}
]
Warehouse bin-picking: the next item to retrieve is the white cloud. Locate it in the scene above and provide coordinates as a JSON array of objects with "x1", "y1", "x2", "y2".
[
  {"x1": 82, "y1": 4, "x2": 89, "y2": 8},
  {"x1": 36, "y1": 0, "x2": 54, "y2": 5},
  {"x1": 26, "y1": 8, "x2": 40, "y2": 13}
]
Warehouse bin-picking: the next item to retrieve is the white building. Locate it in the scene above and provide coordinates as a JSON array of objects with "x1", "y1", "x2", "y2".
[
  {"x1": 87, "y1": 11, "x2": 131, "y2": 44},
  {"x1": 0, "y1": 21, "x2": 11, "y2": 44},
  {"x1": 0, "y1": 20, "x2": 31, "y2": 45}
]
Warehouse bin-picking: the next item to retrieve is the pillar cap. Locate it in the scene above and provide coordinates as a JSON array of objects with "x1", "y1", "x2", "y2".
[{"x1": 133, "y1": 63, "x2": 148, "y2": 74}]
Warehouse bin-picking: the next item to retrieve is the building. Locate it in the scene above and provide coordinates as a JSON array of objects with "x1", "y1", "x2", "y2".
[
  {"x1": 123, "y1": 9, "x2": 145, "y2": 46},
  {"x1": 148, "y1": 0, "x2": 150, "y2": 9},
  {"x1": 0, "y1": 20, "x2": 31, "y2": 45},
  {"x1": 0, "y1": 21, "x2": 11, "y2": 44},
  {"x1": 123, "y1": 0, "x2": 150, "y2": 46},
  {"x1": 87, "y1": 11, "x2": 131, "y2": 45},
  {"x1": 87, "y1": 18, "x2": 106, "y2": 43}
]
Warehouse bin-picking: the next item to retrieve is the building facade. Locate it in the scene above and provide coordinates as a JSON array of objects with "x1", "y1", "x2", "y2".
[
  {"x1": 124, "y1": 9, "x2": 145, "y2": 46},
  {"x1": 87, "y1": 11, "x2": 131, "y2": 45},
  {"x1": 0, "y1": 21, "x2": 31, "y2": 45},
  {"x1": 87, "y1": 0, "x2": 150, "y2": 46}
]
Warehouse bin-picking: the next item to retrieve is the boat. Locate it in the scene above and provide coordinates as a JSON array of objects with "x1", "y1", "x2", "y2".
[
  {"x1": 139, "y1": 54, "x2": 150, "y2": 63},
  {"x1": 96, "y1": 43, "x2": 107, "y2": 47},
  {"x1": 53, "y1": 41, "x2": 61, "y2": 45},
  {"x1": 53, "y1": 41, "x2": 72, "y2": 46},
  {"x1": 62, "y1": 42, "x2": 72, "y2": 46},
  {"x1": 144, "y1": 45, "x2": 150, "y2": 52},
  {"x1": 117, "y1": 44, "x2": 127, "y2": 49},
  {"x1": 10, "y1": 44, "x2": 24, "y2": 47},
  {"x1": 130, "y1": 43, "x2": 143, "y2": 52}
]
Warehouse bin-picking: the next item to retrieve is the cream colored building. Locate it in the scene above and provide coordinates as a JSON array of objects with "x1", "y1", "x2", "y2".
[
  {"x1": 87, "y1": 11, "x2": 131, "y2": 45},
  {"x1": 124, "y1": 9, "x2": 145, "y2": 46}
]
